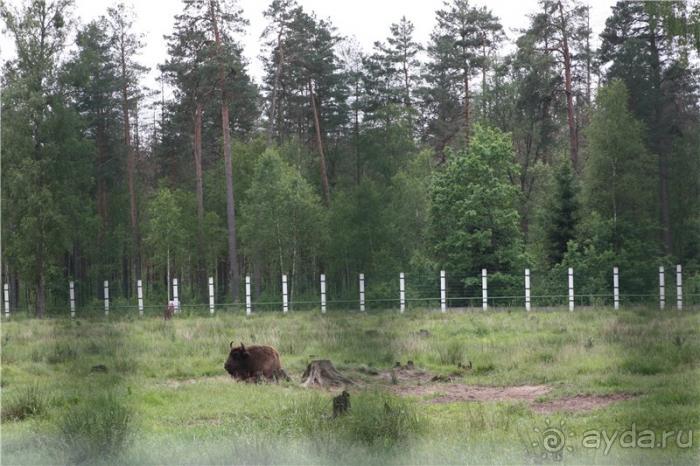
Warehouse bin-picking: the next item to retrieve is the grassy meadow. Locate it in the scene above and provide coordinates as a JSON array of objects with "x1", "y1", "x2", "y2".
[{"x1": 1, "y1": 307, "x2": 699, "y2": 465}]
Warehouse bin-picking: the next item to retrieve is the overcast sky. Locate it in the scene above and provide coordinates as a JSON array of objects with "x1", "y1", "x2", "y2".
[{"x1": 1, "y1": 0, "x2": 617, "y2": 95}]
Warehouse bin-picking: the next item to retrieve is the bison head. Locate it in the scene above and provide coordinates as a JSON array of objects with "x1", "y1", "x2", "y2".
[{"x1": 224, "y1": 342, "x2": 251, "y2": 377}]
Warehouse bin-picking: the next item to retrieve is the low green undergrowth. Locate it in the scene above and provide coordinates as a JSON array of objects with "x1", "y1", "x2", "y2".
[{"x1": 1, "y1": 307, "x2": 698, "y2": 464}]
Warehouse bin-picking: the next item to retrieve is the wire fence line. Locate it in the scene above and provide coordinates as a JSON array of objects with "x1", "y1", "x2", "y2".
[{"x1": 3, "y1": 265, "x2": 699, "y2": 318}]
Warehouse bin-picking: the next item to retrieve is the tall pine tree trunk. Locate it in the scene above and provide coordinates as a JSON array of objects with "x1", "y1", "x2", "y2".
[
  {"x1": 267, "y1": 31, "x2": 284, "y2": 145},
  {"x1": 558, "y1": 0, "x2": 578, "y2": 171},
  {"x1": 309, "y1": 80, "x2": 331, "y2": 206},
  {"x1": 96, "y1": 119, "x2": 109, "y2": 246},
  {"x1": 649, "y1": 31, "x2": 672, "y2": 254},
  {"x1": 463, "y1": 68, "x2": 470, "y2": 146},
  {"x1": 210, "y1": 0, "x2": 240, "y2": 301},
  {"x1": 121, "y1": 45, "x2": 140, "y2": 292},
  {"x1": 193, "y1": 102, "x2": 206, "y2": 296},
  {"x1": 36, "y1": 266, "x2": 46, "y2": 318}
]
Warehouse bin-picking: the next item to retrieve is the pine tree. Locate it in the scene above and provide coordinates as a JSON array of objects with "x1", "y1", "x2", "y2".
[
  {"x1": 107, "y1": 3, "x2": 148, "y2": 295},
  {"x1": 541, "y1": 162, "x2": 579, "y2": 265}
]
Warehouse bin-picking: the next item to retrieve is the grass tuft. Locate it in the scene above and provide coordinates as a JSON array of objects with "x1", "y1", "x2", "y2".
[
  {"x1": 1, "y1": 385, "x2": 48, "y2": 422},
  {"x1": 58, "y1": 393, "x2": 132, "y2": 464}
]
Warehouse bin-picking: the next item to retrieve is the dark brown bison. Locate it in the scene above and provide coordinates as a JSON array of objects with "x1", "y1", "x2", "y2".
[{"x1": 224, "y1": 342, "x2": 288, "y2": 382}]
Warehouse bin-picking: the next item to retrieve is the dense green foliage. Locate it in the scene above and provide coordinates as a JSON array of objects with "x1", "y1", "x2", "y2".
[{"x1": 2, "y1": 0, "x2": 699, "y2": 314}]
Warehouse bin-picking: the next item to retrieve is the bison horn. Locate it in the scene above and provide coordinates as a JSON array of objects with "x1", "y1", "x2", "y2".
[
  {"x1": 240, "y1": 342, "x2": 245, "y2": 351},
  {"x1": 230, "y1": 341, "x2": 234, "y2": 349}
]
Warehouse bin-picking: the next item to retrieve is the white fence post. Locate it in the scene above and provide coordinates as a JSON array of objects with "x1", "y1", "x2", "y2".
[
  {"x1": 133, "y1": 279, "x2": 142, "y2": 316},
  {"x1": 440, "y1": 270, "x2": 447, "y2": 313},
  {"x1": 69, "y1": 281, "x2": 76, "y2": 318},
  {"x1": 320, "y1": 274, "x2": 327, "y2": 313},
  {"x1": 245, "y1": 276, "x2": 251, "y2": 315},
  {"x1": 282, "y1": 274, "x2": 288, "y2": 313},
  {"x1": 676, "y1": 264, "x2": 683, "y2": 311},
  {"x1": 613, "y1": 266, "x2": 620, "y2": 310},
  {"x1": 568, "y1": 268, "x2": 574, "y2": 312},
  {"x1": 104, "y1": 280, "x2": 109, "y2": 315},
  {"x1": 137, "y1": 280, "x2": 144, "y2": 316},
  {"x1": 525, "y1": 269, "x2": 531, "y2": 312},
  {"x1": 659, "y1": 266, "x2": 666, "y2": 310},
  {"x1": 172, "y1": 278, "x2": 179, "y2": 312},
  {"x1": 482, "y1": 269, "x2": 488, "y2": 311},
  {"x1": 207, "y1": 277, "x2": 215, "y2": 314},
  {"x1": 4, "y1": 283, "x2": 9, "y2": 318},
  {"x1": 359, "y1": 273, "x2": 365, "y2": 312},
  {"x1": 399, "y1": 272, "x2": 405, "y2": 313}
]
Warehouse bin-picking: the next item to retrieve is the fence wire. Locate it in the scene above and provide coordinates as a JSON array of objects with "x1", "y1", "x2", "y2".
[{"x1": 4, "y1": 266, "x2": 699, "y2": 318}]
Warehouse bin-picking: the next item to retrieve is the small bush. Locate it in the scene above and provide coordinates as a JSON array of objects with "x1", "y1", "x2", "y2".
[
  {"x1": 1, "y1": 385, "x2": 48, "y2": 422},
  {"x1": 59, "y1": 393, "x2": 131, "y2": 463}
]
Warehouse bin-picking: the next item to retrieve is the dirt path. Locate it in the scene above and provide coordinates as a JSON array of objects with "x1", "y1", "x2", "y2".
[{"x1": 162, "y1": 368, "x2": 635, "y2": 413}]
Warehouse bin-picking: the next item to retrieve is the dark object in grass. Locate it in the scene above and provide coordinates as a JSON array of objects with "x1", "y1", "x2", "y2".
[
  {"x1": 394, "y1": 361, "x2": 401, "y2": 368},
  {"x1": 405, "y1": 360, "x2": 415, "y2": 370},
  {"x1": 418, "y1": 329, "x2": 431, "y2": 338},
  {"x1": 224, "y1": 342, "x2": 287, "y2": 382},
  {"x1": 430, "y1": 374, "x2": 455, "y2": 383},
  {"x1": 584, "y1": 338, "x2": 594, "y2": 349},
  {"x1": 164, "y1": 302, "x2": 175, "y2": 320},
  {"x1": 90, "y1": 364, "x2": 108, "y2": 373},
  {"x1": 332, "y1": 390, "x2": 351, "y2": 417},
  {"x1": 673, "y1": 335, "x2": 685, "y2": 347},
  {"x1": 457, "y1": 361, "x2": 472, "y2": 370},
  {"x1": 358, "y1": 366, "x2": 379, "y2": 375},
  {"x1": 301, "y1": 360, "x2": 354, "y2": 387}
]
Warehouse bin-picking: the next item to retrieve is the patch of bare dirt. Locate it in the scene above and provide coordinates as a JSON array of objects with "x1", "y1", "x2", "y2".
[
  {"x1": 377, "y1": 367, "x2": 434, "y2": 384},
  {"x1": 391, "y1": 383, "x2": 551, "y2": 404},
  {"x1": 532, "y1": 393, "x2": 634, "y2": 413}
]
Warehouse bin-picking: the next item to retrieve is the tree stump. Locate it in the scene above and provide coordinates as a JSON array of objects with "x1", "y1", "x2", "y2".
[{"x1": 300, "y1": 360, "x2": 354, "y2": 387}]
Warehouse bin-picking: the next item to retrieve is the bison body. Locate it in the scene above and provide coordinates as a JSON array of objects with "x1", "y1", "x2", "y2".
[{"x1": 224, "y1": 343, "x2": 286, "y2": 382}]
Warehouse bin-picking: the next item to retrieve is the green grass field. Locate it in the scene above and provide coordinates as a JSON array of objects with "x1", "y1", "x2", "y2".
[{"x1": 1, "y1": 307, "x2": 699, "y2": 465}]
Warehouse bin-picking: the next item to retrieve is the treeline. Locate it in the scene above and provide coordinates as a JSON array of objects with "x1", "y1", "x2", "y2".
[{"x1": 2, "y1": 0, "x2": 699, "y2": 316}]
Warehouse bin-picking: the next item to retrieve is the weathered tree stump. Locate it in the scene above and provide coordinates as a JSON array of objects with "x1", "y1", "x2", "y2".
[{"x1": 301, "y1": 360, "x2": 354, "y2": 387}]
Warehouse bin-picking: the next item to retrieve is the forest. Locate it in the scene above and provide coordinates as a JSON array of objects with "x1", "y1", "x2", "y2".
[{"x1": 1, "y1": 0, "x2": 699, "y2": 316}]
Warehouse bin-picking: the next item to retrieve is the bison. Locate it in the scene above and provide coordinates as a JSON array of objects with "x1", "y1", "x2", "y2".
[{"x1": 224, "y1": 342, "x2": 288, "y2": 382}]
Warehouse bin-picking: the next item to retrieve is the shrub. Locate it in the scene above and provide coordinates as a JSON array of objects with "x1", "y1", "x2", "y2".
[{"x1": 59, "y1": 393, "x2": 131, "y2": 463}]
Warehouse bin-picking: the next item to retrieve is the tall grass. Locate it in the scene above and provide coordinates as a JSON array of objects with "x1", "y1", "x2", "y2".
[
  {"x1": 58, "y1": 393, "x2": 132, "y2": 464},
  {"x1": 1, "y1": 384, "x2": 48, "y2": 422}
]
